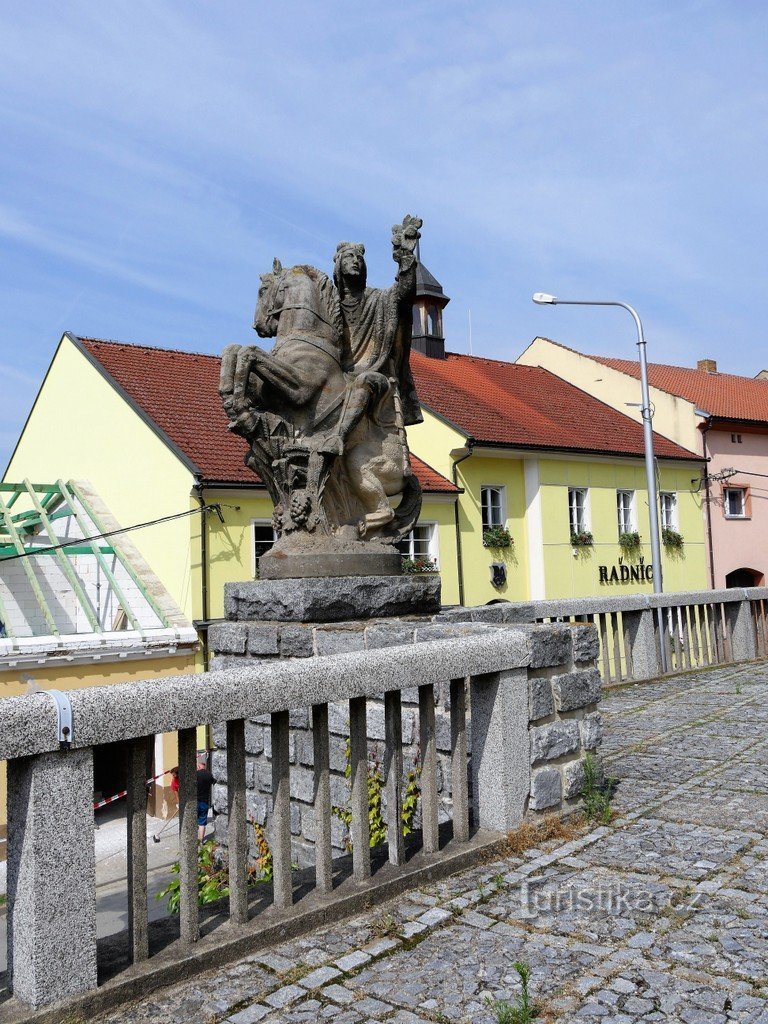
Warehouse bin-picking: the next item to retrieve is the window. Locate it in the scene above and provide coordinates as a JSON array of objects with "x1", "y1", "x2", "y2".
[
  {"x1": 659, "y1": 492, "x2": 677, "y2": 530},
  {"x1": 731, "y1": 433, "x2": 743, "y2": 444},
  {"x1": 427, "y1": 305, "x2": 440, "y2": 336},
  {"x1": 397, "y1": 522, "x2": 438, "y2": 568},
  {"x1": 481, "y1": 486, "x2": 506, "y2": 531},
  {"x1": 724, "y1": 487, "x2": 747, "y2": 518},
  {"x1": 568, "y1": 488, "x2": 588, "y2": 535},
  {"x1": 412, "y1": 305, "x2": 423, "y2": 334},
  {"x1": 253, "y1": 520, "x2": 277, "y2": 563},
  {"x1": 616, "y1": 490, "x2": 635, "y2": 535}
]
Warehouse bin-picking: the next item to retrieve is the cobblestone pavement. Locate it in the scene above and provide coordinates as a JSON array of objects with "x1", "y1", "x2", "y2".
[{"x1": 96, "y1": 663, "x2": 768, "y2": 1024}]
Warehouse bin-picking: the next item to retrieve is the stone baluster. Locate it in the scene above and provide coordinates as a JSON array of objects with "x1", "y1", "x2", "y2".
[
  {"x1": 349, "y1": 696, "x2": 371, "y2": 879},
  {"x1": 621, "y1": 608, "x2": 661, "y2": 680},
  {"x1": 418, "y1": 683, "x2": 439, "y2": 854},
  {"x1": 127, "y1": 736, "x2": 150, "y2": 962},
  {"x1": 312, "y1": 703, "x2": 333, "y2": 893},
  {"x1": 270, "y1": 710, "x2": 293, "y2": 909},
  {"x1": 726, "y1": 596, "x2": 758, "y2": 662},
  {"x1": 449, "y1": 677, "x2": 469, "y2": 843},
  {"x1": 227, "y1": 719, "x2": 248, "y2": 924},
  {"x1": 384, "y1": 689, "x2": 405, "y2": 866},
  {"x1": 178, "y1": 727, "x2": 200, "y2": 943}
]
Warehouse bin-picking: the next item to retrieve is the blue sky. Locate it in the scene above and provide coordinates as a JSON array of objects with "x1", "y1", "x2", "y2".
[{"x1": 2, "y1": 2, "x2": 768, "y2": 469}]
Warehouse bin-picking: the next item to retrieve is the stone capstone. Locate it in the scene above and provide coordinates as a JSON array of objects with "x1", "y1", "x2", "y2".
[{"x1": 224, "y1": 575, "x2": 441, "y2": 623}]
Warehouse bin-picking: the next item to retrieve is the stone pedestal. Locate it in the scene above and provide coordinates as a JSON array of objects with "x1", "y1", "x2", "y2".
[{"x1": 224, "y1": 574, "x2": 441, "y2": 623}]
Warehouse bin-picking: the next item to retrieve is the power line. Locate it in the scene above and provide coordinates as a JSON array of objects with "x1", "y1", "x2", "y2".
[{"x1": 0, "y1": 503, "x2": 228, "y2": 565}]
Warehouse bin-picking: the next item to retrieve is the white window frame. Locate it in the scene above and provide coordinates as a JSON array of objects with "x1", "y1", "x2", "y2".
[
  {"x1": 724, "y1": 487, "x2": 747, "y2": 519},
  {"x1": 616, "y1": 489, "x2": 635, "y2": 536},
  {"x1": 659, "y1": 491, "x2": 677, "y2": 531},
  {"x1": 568, "y1": 487, "x2": 589, "y2": 536},
  {"x1": 397, "y1": 521, "x2": 439, "y2": 568},
  {"x1": 252, "y1": 518, "x2": 278, "y2": 576},
  {"x1": 481, "y1": 485, "x2": 507, "y2": 532}
]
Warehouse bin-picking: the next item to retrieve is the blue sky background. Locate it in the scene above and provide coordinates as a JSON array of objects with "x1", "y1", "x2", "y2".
[{"x1": 2, "y1": 1, "x2": 768, "y2": 469}]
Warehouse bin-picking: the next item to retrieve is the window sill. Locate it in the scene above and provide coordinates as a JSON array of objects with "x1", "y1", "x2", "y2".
[{"x1": 724, "y1": 514, "x2": 750, "y2": 520}]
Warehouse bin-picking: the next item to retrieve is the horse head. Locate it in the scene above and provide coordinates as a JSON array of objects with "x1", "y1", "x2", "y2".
[
  {"x1": 254, "y1": 261, "x2": 342, "y2": 346},
  {"x1": 253, "y1": 258, "x2": 285, "y2": 338}
]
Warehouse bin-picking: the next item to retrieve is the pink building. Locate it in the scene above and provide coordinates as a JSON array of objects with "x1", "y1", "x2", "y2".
[{"x1": 518, "y1": 340, "x2": 768, "y2": 590}]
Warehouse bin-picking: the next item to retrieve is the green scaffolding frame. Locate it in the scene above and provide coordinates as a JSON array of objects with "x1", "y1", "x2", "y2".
[{"x1": 0, "y1": 480, "x2": 171, "y2": 640}]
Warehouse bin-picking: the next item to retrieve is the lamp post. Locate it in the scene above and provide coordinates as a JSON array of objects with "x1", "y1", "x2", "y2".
[{"x1": 531, "y1": 294, "x2": 665, "y2": 604}]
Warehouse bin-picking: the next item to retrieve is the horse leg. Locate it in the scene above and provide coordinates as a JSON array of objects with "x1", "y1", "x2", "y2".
[{"x1": 247, "y1": 348, "x2": 316, "y2": 406}]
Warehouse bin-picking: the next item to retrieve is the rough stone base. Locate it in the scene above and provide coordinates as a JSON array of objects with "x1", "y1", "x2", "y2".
[{"x1": 224, "y1": 574, "x2": 441, "y2": 623}]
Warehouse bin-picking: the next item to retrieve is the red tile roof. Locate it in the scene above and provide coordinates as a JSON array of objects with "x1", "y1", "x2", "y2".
[
  {"x1": 588, "y1": 353, "x2": 768, "y2": 423},
  {"x1": 75, "y1": 337, "x2": 457, "y2": 492},
  {"x1": 410, "y1": 350, "x2": 699, "y2": 460}
]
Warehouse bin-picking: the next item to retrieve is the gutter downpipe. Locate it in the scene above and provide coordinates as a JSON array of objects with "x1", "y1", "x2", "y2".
[
  {"x1": 193, "y1": 477, "x2": 210, "y2": 671},
  {"x1": 452, "y1": 439, "x2": 475, "y2": 607},
  {"x1": 701, "y1": 418, "x2": 716, "y2": 590}
]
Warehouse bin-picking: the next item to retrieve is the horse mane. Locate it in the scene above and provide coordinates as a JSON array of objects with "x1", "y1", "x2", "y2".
[{"x1": 293, "y1": 265, "x2": 344, "y2": 342}]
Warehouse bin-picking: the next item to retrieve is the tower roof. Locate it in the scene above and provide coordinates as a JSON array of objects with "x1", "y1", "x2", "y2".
[{"x1": 415, "y1": 262, "x2": 450, "y2": 305}]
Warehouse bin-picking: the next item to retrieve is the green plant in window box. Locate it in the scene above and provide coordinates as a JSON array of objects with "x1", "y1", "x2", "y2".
[
  {"x1": 483, "y1": 526, "x2": 513, "y2": 549},
  {"x1": 570, "y1": 530, "x2": 593, "y2": 548},
  {"x1": 401, "y1": 556, "x2": 438, "y2": 575},
  {"x1": 662, "y1": 528, "x2": 684, "y2": 549},
  {"x1": 618, "y1": 531, "x2": 641, "y2": 551}
]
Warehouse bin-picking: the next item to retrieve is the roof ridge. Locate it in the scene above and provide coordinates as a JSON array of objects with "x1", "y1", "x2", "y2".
[
  {"x1": 78, "y1": 336, "x2": 221, "y2": 361},
  {"x1": 592, "y1": 352, "x2": 768, "y2": 384}
]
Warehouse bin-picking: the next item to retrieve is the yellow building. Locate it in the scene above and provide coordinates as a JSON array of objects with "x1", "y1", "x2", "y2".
[{"x1": 406, "y1": 339, "x2": 707, "y2": 605}]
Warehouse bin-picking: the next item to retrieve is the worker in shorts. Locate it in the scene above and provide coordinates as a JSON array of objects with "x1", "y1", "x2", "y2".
[{"x1": 196, "y1": 754, "x2": 214, "y2": 842}]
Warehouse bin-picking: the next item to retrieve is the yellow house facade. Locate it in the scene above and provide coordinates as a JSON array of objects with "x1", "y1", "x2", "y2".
[{"x1": 408, "y1": 348, "x2": 708, "y2": 605}]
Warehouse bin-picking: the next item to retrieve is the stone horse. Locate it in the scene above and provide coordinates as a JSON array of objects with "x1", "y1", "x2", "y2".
[{"x1": 219, "y1": 261, "x2": 420, "y2": 538}]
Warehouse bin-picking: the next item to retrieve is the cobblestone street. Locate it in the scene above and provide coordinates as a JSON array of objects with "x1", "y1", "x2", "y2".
[{"x1": 97, "y1": 663, "x2": 768, "y2": 1024}]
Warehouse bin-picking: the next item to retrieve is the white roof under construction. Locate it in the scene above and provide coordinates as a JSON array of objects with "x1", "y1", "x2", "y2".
[{"x1": 0, "y1": 479, "x2": 197, "y2": 670}]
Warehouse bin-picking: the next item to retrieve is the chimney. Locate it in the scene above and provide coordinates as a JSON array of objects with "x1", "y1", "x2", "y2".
[{"x1": 697, "y1": 358, "x2": 717, "y2": 374}]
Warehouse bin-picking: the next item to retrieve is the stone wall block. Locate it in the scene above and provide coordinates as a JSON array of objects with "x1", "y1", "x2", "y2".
[
  {"x1": 530, "y1": 720, "x2": 580, "y2": 763},
  {"x1": 581, "y1": 712, "x2": 603, "y2": 751},
  {"x1": 246, "y1": 791, "x2": 269, "y2": 825},
  {"x1": 290, "y1": 802, "x2": 301, "y2": 836},
  {"x1": 289, "y1": 765, "x2": 315, "y2": 803},
  {"x1": 552, "y1": 668, "x2": 602, "y2": 713},
  {"x1": 365, "y1": 624, "x2": 416, "y2": 649},
  {"x1": 244, "y1": 721, "x2": 264, "y2": 755},
  {"x1": 208, "y1": 622, "x2": 248, "y2": 655},
  {"x1": 211, "y1": 749, "x2": 227, "y2": 782},
  {"x1": 248, "y1": 625, "x2": 280, "y2": 655},
  {"x1": 279, "y1": 626, "x2": 314, "y2": 658},
  {"x1": 315, "y1": 628, "x2": 366, "y2": 655},
  {"x1": 529, "y1": 768, "x2": 562, "y2": 810},
  {"x1": 212, "y1": 722, "x2": 227, "y2": 747},
  {"x1": 571, "y1": 624, "x2": 600, "y2": 664},
  {"x1": 212, "y1": 783, "x2": 228, "y2": 814},
  {"x1": 563, "y1": 758, "x2": 586, "y2": 800},
  {"x1": 501, "y1": 603, "x2": 535, "y2": 624},
  {"x1": 469, "y1": 606, "x2": 505, "y2": 623},
  {"x1": 529, "y1": 677, "x2": 554, "y2": 721},
  {"x1": 528, "y1": 625, "x2": 572, "y2": 668}
]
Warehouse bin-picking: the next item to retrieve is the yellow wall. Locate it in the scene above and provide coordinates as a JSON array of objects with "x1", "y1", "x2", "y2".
[
  {"x1": 202, "y1": 486, "x2": 461, "y2": 613},
  {"x1": 538, "y1": 458, "x2": 707, "y2": 598},
  {"x1": 517, "y1": 337, "x2": 702, "y2": 454},
  {"x1": 5, "y1": 335, "x2": 197, "y2": 618}
]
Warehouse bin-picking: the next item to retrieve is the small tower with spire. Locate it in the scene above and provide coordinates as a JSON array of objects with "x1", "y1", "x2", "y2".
[{"x1": 411, "y1": 258, "x2": 450, "y2": 359}]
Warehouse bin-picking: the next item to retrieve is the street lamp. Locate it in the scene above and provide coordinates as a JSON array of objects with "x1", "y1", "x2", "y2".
[{"x1": 531, "y1": 293, "x2": 665, "y2": 603}]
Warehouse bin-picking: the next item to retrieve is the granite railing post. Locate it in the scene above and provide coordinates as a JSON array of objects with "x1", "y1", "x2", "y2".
[
  {"x1": 7, "y1": 748, "x2": 98, "y2": 1008},
  {"x1": 621, "y1": 607, "x2": 661, "y2": 680},
  {"x1": 726, "y1": 595, "x2": 758, "y2": 662},
  {"x1": 469, "y1": 668, "x2": 529, "y2": 831}
]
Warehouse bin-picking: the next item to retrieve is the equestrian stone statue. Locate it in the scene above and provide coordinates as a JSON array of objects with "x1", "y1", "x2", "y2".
[{"x1": 219, "y1": 215, "x2": 425, "y2": 579}]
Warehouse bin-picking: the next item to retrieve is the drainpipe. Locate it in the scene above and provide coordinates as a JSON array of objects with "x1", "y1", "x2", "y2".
[
  {"x1": 451, "y1": 439, "x2": 475, "y2": 607},
  {"x1": 701, "y1": 418, "x2": 716, "y2": 590},
  {"x1": 193, "y1": 477, "x2": 210, "y2": 671}
]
